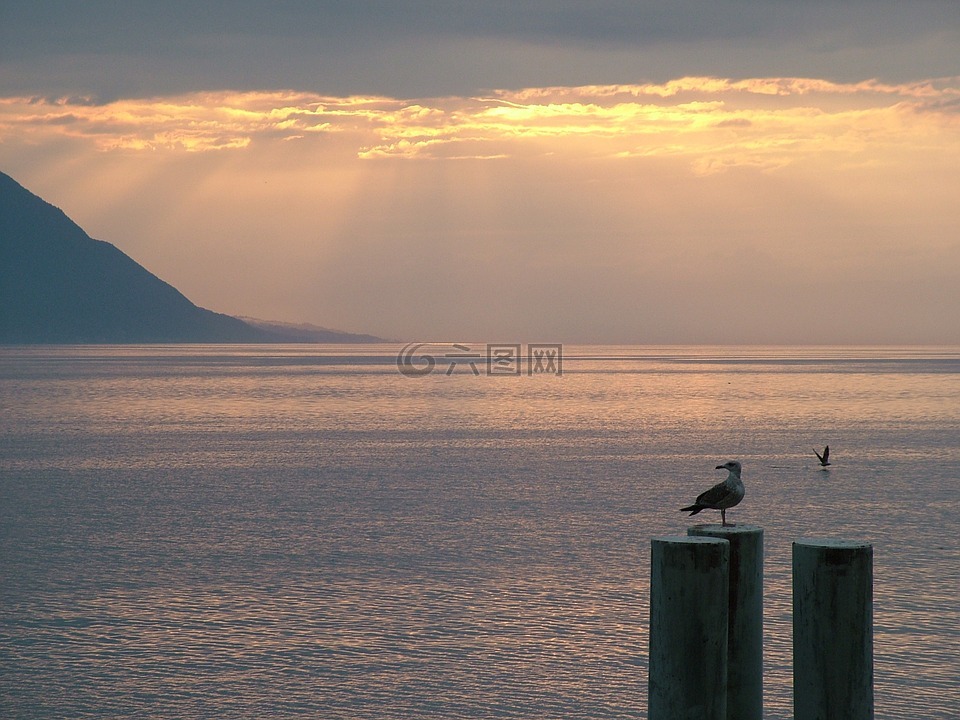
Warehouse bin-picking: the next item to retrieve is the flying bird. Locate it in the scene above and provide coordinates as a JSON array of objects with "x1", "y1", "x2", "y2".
[
  {"x1": 680, "y1": 460, "x2": 745, "y2": 527},
  {"x1": 814, "y1": 445, "x2": 831, "y2": 467}
]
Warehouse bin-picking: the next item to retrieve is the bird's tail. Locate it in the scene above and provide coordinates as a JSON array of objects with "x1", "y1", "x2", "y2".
[{"x1": 680, "y1": 504, "x2": 703, "y2": 515}]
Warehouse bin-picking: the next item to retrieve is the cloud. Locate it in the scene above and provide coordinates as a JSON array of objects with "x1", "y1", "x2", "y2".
[
  {"x1": 3, "y1": 3, "x2": 958, "y2": 345},
  {"x1": 2, "y1": 2, "x2": 959, "y2": 98},
  {"x1": 3, "y1": 77, "x2": 958, "y2": 166},
  {"x1": 2, "y1": 75, "x2": 959, "y2": 343}
]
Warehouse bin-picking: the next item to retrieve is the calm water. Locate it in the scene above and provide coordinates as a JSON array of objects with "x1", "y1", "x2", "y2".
[{"x1": 1, "y1": 344, "x2": 958, "y2": 719}]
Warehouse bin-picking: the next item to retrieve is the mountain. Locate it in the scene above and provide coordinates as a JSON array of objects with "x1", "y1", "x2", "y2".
[
  {"x1": 238, "y1": 317, "x2": 386, "y2": 343},
  {"x1": 0, "y1": 171, "x2": 382, "y2": 344}
]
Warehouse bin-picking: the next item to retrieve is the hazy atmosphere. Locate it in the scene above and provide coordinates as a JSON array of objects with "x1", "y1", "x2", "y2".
[
  {"x1": 3, "y1": 7, "x2": 960, "y2": 718},
  {"x1": 2, "y1": 2, "x2": 959, "y2": 343}
]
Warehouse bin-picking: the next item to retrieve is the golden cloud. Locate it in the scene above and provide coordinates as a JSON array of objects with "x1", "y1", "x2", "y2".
[{"x1": 1, "y1": 76, "x2": 958, "y2": 170}]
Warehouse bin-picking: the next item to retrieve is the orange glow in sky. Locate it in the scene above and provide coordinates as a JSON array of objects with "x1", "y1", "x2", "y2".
[{"x1": 2, "y1": 76, "x2": 959, "y2": 343}]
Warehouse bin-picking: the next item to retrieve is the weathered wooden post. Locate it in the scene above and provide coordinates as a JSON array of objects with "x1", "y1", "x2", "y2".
[
  {"x1": 793, "y1": 539, "x2": 874, "y2": 720},
  {"x1": 649, "y1": 536, "x2": 729, "y2": 720},
  {"x1": 689, "y1": 524, "x2": 764, "y2": 720}
]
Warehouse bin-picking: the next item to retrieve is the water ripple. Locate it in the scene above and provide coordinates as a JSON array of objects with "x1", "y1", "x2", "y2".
[{"x1": 2, "y1": 345, "x2": 959, "y2": 719}]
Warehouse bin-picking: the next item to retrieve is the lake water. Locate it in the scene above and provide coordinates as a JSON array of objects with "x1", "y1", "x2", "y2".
[{"x1": 1, "y1": 344, "x2": 958, "y2": 719}]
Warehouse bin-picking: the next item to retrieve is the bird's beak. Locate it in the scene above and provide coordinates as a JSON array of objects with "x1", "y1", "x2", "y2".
[{"x1": 715, "y1": 464, "x2": 725, "y2": 470}]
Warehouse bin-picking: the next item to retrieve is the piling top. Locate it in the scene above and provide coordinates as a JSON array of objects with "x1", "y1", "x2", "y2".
[
  {"x1": 794, "y1": 538, "x2": 872, "y2": 550},
  {"x1": 652, "y1": 535, "x2": 730, "y2": 545},
  {"x1": 689, "y1": 523, "x2": 763, "y2": 536}
]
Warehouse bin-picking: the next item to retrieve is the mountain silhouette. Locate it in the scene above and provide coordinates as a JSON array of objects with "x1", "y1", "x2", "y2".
[{"x1": 0, "y1": 171, "x2": 381, "y2": 344}]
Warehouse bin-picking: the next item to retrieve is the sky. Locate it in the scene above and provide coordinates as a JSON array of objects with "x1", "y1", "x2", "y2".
[{"x1": 2, "y1": 1, "x2": 959, "y2": 344}]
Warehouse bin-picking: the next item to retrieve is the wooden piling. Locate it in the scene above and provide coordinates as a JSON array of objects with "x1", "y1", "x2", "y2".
[
  {"x1": 649, "y1": 535, "x2": 730, "y2": 720},
  {"x1": 793, "y1": 538, "x2": 874, "y2": 720},
  {"x1": 689, "y1": 524, "x2": 764, "y2": 720}
]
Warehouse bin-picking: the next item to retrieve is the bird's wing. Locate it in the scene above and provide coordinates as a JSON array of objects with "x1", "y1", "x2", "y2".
[
  {"x1": 695, "y1": 481, "x2": 733, "y2": 508},
  {"x1": 814, "y1": 447, "x2": 825, "y2": 463},
  {"x1": 823, "y1": 446, "x2": 830, "y2": 462}
]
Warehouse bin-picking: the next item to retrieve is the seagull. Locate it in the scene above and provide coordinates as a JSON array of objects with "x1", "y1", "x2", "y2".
[
  {"x1": 680, "y1": 460, "x2": 745, "y2": 527},
  {"x1": 814, "y1": 445, "x2": 831, "y2": 467}
]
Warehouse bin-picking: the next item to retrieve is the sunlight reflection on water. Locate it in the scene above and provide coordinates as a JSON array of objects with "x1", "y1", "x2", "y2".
[{"x1": 1, "y1": 345, "x2": 959, "y2": 719}]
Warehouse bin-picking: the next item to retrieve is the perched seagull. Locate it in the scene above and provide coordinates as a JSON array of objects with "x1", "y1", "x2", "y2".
[
  {"x1": 814, "y1": 445, "x2": 831, "y2": 467},
  {"x1": 680, "y1": 460, "x2": 745, "y2": 527}
]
